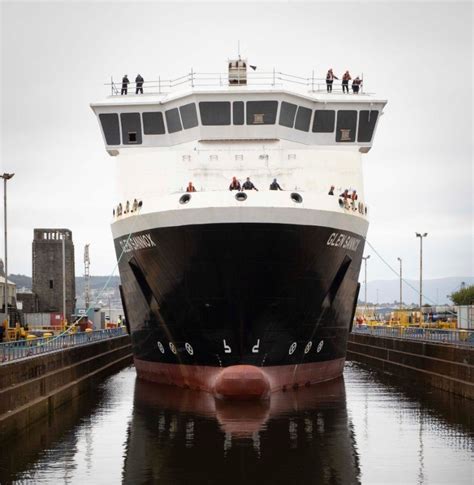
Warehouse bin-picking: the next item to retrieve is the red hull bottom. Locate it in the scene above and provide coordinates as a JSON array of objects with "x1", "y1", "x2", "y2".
[{"x1": 134, "y1": 358, "x2": 346, "y2": 400}]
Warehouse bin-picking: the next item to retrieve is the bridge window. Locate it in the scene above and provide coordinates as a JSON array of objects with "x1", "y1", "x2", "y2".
[
  {"x1": 199, "y1": 102, "x2": 231, "y2": 125},
  {"x1": 358, "y1": 110, "x2": 379, "y2": 142},
  {"x1": 165, "y1": 108, "x2": 183, "y2": 133},
  {"x1": 246, "y1": 101, "x2": 278, "y2": 125},
  {"x1": 142, "y1": 112, "x2": 165, "y2": 135},
  {"x1": 233, "y1": 101, "x2": 244, "y2": 125},
  {"x1": 336, "y1": 110, "x2": 357, "y2": 142},
  {"x1": 180, "y1": 103, "x2": 198, "y2": 129},
  {"x1": 120, "y1": 113, "x2": 142, "y2": 145},
  {"x1": 99, "y1": 113, "x2": 120, "y2": 145},
  {"x1": 295, "y1": 106, "x2": 312, "y2": 132},
  {"x1": 312, "y1": 110, "x2": 335, "y2": 133},
  {"x1": 279, "y1": 101, "x2": 297, "y2": 128}
]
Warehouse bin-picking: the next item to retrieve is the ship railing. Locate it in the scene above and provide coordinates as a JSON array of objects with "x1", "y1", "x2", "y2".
[
  {"x1": 0, "y1": 327, "x2": 127, "y2": 364},
  {"x1": 352, "y1": 324, "x2": 474, "y2": 347},
  {"x1": 112, "y1": 190, "x2": 368, "y2": 220},
  {"x1": 106, "y1": 70, "x2": 367, "y2": 96}
]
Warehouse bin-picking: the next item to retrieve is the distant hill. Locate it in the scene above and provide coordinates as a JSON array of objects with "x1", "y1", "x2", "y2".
[
  {"x1": 9, "y1": 274, "x2": 121, "y2": 292},
  {"x1": 10, "y1": 274, "x2": 471, "y2": 306},
  {"x1": 359, "y1": 277, "x2": 474, "y2": 305}
]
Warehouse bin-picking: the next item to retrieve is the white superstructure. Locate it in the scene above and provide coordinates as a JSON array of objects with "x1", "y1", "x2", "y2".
[{"x1": 90, "y1": 63, "x2": 387, "y2": 241}]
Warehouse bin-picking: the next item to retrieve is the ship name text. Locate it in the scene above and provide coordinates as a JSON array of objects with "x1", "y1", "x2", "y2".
[
  {"x1": 119, "y1": 234, "x2": 157, "y2": 253},
  {"x1": 326, "y1": 232, "x2": 361, "y2": 252}
]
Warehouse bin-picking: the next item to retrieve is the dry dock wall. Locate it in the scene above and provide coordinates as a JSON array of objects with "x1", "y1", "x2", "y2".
[
  {"x1": 0, "y1": 335, "x2": 132, "y2": 438},
  {"x1": 347, "y1": 333, "x2": 474, "y2": 400}
]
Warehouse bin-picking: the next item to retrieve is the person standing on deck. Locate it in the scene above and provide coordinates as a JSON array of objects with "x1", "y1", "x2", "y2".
[
  {"x1": 342, "y1": 71, "x2": 352, "y2": 93},
  {"x1": 135, "y1": 74, "x2": 144, "y2": 94},
  {"x1": 121, "y1": 75, "x2": 130, "y2": 95},
  {"x1": 326, "y1": 69, "x2": 338, "y2": 92}
]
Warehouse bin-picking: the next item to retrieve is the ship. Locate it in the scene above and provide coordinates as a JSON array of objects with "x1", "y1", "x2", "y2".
[{"x1": 90, "y1": 59, "x2": 387, "y2": 399}]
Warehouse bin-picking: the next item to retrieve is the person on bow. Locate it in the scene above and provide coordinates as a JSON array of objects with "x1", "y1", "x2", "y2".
[
  {"x1": 242, "y1": 177, "x2": 258, "y2": 191},
  {"x1": 269, "y1": 178, "x2": 283, "y2": 190},
  {"x1": 229, "y1": 176, "x2": 241, "y2": 191},
  {"x1": 186, "y1": 181, "x2": 197, "y2": 192}
]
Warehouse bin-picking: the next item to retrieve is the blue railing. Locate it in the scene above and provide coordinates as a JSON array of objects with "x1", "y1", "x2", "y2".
[
  {"x1": 0, "y1": 327, "x2": 128, "y2": 364},
  {"x1": 352, "y1": 325, "x2": 474, "y2": 347}
]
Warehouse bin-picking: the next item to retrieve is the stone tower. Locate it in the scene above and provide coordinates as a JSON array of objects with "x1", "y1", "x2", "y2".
[{"x1": 32, "y1": 229, "x2": 76, "y2": 320}]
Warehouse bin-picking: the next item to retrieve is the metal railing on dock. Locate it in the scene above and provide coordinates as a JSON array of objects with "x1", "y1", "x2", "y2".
[
  {"x1": 0, "y1": 327, "x2": 128, "y2": 364},
  {"x1": 352, "y1": 325, "x2": 474, "y2": 347}
]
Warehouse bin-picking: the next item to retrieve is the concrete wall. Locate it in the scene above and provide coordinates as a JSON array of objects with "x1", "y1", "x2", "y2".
[
  {"x1": 0, "y1": 335, "x2": 132, "y2": 438},
  {"x1": 347, "y1": 333, "x2": 473, "y2": 400}
]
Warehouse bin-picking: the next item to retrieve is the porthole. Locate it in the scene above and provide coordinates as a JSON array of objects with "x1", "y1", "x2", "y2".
[
  {"x1": 235, "y1": 192, "x2": 247, "y2": 202},
  {"x1": 338, "y1": 198, "x2": 344, "y2": 208},
  {"x1": 317, "y1": 340, "x2": 324, "y2": 353},
  {"x1": 185, "y1": 343, "x2": 194, "y2": 355},
  {"x1": 289, "y1": 342, "x2": 297, "y2": 355},
  {"x1": 290, "y1": 192, "x2": 303, "y2": 204},
  {"x1": 157, "y1": 341, "x2": 165, "y2": 354},
  {"x1": 169, "y1": 342, "x2": 177, "y2": 354},
  {"x1": 179, "y1": 194, "x2": 191, "y2": 205},
  {"x1": 304, "y1": 341, "x2": 312, "y2": 354}
]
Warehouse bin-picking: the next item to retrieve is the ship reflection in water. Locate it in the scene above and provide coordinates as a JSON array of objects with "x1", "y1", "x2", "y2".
[
  {"x1": 124, "y1": 377, "x2": 360, "y2": 485},
  {"x1": 1, "y1": 363, "x2": 472, "y2": 484}
]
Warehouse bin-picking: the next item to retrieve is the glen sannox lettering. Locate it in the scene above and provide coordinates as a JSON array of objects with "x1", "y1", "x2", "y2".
[
  {"x1": 119, "y1": 234, "x2": 157, "y2": 253},
  {"x1": 326, "y1": 232, "x2": 361, "y2": 252}
]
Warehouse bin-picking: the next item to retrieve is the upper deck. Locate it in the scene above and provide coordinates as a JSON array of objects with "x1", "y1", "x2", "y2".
[{"x1": 90, "y1": 68, "x2": 387, "y2": 155}]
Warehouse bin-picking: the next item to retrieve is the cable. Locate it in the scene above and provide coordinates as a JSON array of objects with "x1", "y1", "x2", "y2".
[{"x1": 364, "y1": 239, "x2": 467, "y2": 324}]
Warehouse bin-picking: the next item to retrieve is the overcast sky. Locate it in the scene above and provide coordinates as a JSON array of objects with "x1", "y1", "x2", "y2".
[{"x1": 1, "y1": 1, "x2": 472, "y2": 283}]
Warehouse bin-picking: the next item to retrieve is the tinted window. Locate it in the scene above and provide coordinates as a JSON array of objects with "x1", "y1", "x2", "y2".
[
  {"x1": 295, "y1": 106, "x2": 312, "y2": 132},
  {"x1": 142, "y1": 112, "x2": 165, "y2": 135},
  {"x1": 233, "y1": 101, "x2": 244, "y2": 125},
  {"x1": 246, "y1": 101, "x2": 278, "y2": 125},
  {"x1": 179, "y1": 103, "x2": 198, "y2": 129},
  {"x1": 165, "y1": 108, "x2": 182, "y2": 133},
  {"x1": 99, "y1": 113, "x2": 120, "y2": 145},
  {"x1": 312, "y1": 110, "x2": 335, "y2": 133},
  {"x1": 336, "y1": 110, "x2": 357, "y2": 142},
  {"x1": 120, "y1": 113, "x2": 142, "y2": 145},
  {"x1": 199, "y1": 102, "x2": 231, "y2": 125},
  {"x1": 279, "y1": 101, "x2": 297, "y2": 128},
  {"x1": 358, "y1": 110, "x2": 379, "y2": 142}
]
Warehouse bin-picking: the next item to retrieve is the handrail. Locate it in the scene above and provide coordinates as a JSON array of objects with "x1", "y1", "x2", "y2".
[
  {"x1": 105, "y1": 70, "x2": 367, "y2": 96},
  {"x1": 352, "y1": 325, "x2": 474, "y2": 347},
  {"x1": 0, "y1": 327, "x2": 128, "y2": 364}
]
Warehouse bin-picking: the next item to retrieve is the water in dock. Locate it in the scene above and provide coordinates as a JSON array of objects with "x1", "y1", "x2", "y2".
[{"x1": 0, "y1": 362, "x2": 472, "y2": 484}]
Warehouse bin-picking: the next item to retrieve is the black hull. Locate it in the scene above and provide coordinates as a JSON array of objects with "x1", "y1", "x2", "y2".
[{"x1": 115, "y1": 222, "x2": 364, "y2": 372}]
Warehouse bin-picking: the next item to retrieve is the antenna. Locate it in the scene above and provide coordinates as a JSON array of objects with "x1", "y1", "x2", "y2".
[{"x1": 84, "y1": 244, "x2": 90, "y2": 310}]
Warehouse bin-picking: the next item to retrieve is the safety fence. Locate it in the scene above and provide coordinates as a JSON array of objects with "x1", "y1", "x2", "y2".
[
  {"x1": 0, "y1": 327, "x2": 128, "y2": 364},
  {"x1": 352, "y1": 325, "x2": 474, "y2": 347},
  {"x1": 106, "y1": 70, "x2": 367, "y2": 96}
]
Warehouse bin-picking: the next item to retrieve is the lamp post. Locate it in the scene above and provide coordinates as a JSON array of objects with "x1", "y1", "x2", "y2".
[
  {"x1": 397, "y1": 257, "x2": 403, "y2": 311},
  {"x1": 416, "y1": 233, "x2": 428, "y2": 323},
  {"x1": 1, "y1": 173, "x2": 14, "y2": 327},
  {"x1": 362, "y1": 255, "x2": 370, "y2": 314}
]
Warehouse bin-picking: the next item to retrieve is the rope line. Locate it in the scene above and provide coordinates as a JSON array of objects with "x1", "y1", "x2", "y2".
[{"x1": 364, "y1": 239, "x2": 466, "y2": 323}]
